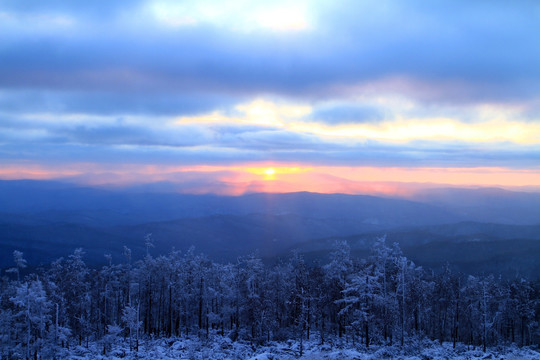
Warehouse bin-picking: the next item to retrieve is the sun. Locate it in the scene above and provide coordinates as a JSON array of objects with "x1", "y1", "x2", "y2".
[{"x1": 264, "y1": 168, "x2": 276, "y2": 176}]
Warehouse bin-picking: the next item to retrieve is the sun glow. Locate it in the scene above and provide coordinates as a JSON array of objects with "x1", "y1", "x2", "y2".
[
  {"x1": 2, "y1": 163, "x2": 540, "y2": 196},
  {"x1": 264, "y1": 168, "x2": 276, "y2": 176},
  {"x1": 245, "y1": 166, "x2": 307, "y2": 176}
]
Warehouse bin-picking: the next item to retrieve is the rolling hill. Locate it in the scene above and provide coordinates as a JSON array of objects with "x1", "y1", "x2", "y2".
[{"x1": 1, "y1": 180, "x2": 539, "y2": 278}]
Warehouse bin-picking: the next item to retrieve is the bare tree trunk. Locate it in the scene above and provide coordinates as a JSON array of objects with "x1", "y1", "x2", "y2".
[{"x1": 365, "y1": 321, "x2": 369, "y2": 348}]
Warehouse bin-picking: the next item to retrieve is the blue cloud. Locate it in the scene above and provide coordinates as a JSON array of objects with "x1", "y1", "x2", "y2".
[
  {"x1": 0, "y1": 0, "x2": 539, "y2": 174},
  {"x1": 0, "y1": 90, "x2": 238, "y2": 116},
  {"x1": 1, "y1": 130, "x2": 539, "y2": 169},
  {"x1": 0, "y1": 0, "x2": 538, "y2": 104},
  {"x1": 309, "y1": 104, "x2": 387, "y2": 124},
  {"x1": 0, "y1": 0, "x2": 145, "y2": 19}
]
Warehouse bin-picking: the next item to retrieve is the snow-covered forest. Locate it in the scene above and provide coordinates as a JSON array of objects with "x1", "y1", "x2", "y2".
[{"x1": 1, "y1": 238, "x2": 539, "y2": 359}]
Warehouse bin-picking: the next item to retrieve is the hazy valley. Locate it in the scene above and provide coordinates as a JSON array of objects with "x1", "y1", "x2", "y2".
[{"x1": 1, "y1": 180, "x2": 539, "y2": 278}]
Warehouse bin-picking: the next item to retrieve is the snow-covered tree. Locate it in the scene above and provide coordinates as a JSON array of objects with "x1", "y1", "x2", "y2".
[
  {"x1": 123, "y1": 304, "x2": 142, "y2": 351},
  {"x1": 6, "y1": 250, "x2": 27, "y2": 282},
  {"x1": 10, "y1": 278, "x2": 51, "y2": 359},
  {"x1": 0, "y1": 239, "x2": 537, "y2": 355}
]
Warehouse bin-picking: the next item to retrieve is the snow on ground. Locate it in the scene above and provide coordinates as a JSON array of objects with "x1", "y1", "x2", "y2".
[{"x1": 63, "y1": 335, "x2": 540, "y2": 360}]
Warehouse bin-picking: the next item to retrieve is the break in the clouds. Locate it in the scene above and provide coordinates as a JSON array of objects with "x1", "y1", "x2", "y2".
[{"x1": 1, "y1": 0, "x2": 539, "y2": 191}]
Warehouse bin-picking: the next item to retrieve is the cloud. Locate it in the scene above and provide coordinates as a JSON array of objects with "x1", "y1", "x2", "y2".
[
  {"x1": 0, "y1": 90, "x2": 237, "y2": 116},
  {"x1": 148, "y1": 0, "x2": 312, "y2": 32},
  {"x1": 178, "y1": 99, "x2": 540, "y2": 144},
  {"x1": 1, "y1": 0, "x2": 538, "y2": 103},
  {"x1": 309, "y1": 103, "x2": 387, "y2": 124},
  {"x1": 219, "y1": 129, "x2": 326, "y2": 151},
  {"x1": 2, "y1": 95, "x2": 539, "y2": 171},
  {"x1": 1, "y1": 0, "x2": 539, "y2": 188},
  {"x1": 1, "y1": 133, "x2": 539, "y2": 170},
  {"x1": 0, "y1": 0, "x2": 145, "y2": 19},
  {"x1": 2, "y1": 163, "x2": 540, "y2": 195}
]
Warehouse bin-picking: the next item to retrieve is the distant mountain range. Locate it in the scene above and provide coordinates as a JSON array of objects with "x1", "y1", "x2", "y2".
[
  {"x1": 0, "y1": 180, "x2": 539, "y2": 278},
  {"x1": 288, "y1": 222, "x2": 540, "y2": 278}
]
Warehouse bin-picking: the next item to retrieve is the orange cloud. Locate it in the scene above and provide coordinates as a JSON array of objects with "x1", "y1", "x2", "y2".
[{"x1": 1, "y1": 163, "x2": 539, "y2": 197}]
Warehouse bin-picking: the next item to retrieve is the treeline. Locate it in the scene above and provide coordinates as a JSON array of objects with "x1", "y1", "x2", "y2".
[{"x1": 0, "y1": 237, "x2": 539, "y2": 359}]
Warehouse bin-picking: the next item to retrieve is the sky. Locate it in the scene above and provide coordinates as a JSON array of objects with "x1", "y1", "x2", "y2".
[{"x1": 1, "y1": 0, "x2": 539, "y2": 195}]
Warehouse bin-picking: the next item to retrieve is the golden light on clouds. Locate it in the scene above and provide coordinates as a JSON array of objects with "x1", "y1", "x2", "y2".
[
  {"x1": 289, "y1": 119, "x2": 540, "y2": 144},
  {"x1": 177, "y1": 99, "x2": 311, "y2": 127},
  {"x1": 176, "y1": 99, "x2": 540, "y2": 144},
  {"x1": 2, "y1": 0, "x2": 539, "y2": 206}
]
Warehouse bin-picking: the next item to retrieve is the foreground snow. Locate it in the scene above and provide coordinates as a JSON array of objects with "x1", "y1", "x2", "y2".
[{"x1": 60, "y1": 335, "x2": 540, "y2": 360}]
